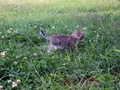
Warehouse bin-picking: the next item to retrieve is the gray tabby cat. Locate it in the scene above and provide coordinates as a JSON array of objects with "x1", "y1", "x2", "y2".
[{"x1": 40, "y1": 30, "x2": 84, "y2": 53}]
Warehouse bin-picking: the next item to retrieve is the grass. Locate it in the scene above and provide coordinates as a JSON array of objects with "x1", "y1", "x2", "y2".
[{"x1": 0, "y1": 0, "x2": 120, "y2": 89}]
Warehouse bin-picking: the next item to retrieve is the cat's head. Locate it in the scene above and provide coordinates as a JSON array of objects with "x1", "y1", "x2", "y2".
[{"x1": 71, "y1": 30, "x2": 84, "y2": 40}]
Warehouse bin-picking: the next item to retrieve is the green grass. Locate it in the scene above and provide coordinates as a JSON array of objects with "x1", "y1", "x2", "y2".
[{"x1": 0, "y1": 0, "x2": 120, "y2": 89}]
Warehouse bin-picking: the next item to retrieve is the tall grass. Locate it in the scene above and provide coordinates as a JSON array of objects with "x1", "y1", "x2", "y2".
[{"x1": 0, "y1": 0, "x2": 120, "y2": 89}]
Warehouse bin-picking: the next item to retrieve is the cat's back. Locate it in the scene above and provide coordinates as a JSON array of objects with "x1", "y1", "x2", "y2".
[
  {"x1": 49, "y1": 34, "x2": 77, "y2": 45},
  {"x1": 50, "y1": 34, "x2": 73, "y2": 41}
]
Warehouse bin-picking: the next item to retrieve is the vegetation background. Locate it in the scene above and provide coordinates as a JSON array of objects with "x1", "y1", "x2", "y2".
[{"x1": 0, "y1": 0, "x2": 120, "y2": 89}]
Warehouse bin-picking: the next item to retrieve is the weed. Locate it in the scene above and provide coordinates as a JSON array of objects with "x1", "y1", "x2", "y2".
[{"x1": 0, "y1": 0, "x2": 120, "y2": 89}]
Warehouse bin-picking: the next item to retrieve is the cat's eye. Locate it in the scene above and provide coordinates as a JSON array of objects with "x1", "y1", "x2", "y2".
[{"x1": 77, "y1": 32, "x2": 81, "y2": 36}]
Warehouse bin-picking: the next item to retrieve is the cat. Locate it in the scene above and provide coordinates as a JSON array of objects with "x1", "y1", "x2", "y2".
[{"x1": 40, "y1": 30, "x2": 84, "y2": 53}]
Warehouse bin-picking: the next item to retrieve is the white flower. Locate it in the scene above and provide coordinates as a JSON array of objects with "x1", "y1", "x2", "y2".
[
  {"x1": 6, "y1": 48, "x2": 10, "y2": 51},
  {"x1": 7, "y1": 80, "x2": 12, "y2": 83},
  {"x1": 0, "y1": 85, "x2": 3, "y2": 90},
  {"x1": 23, "y1": 57, "x2": 27, "y2": 59},
  {"x1": 76, "y1": 25, "x2": 79, "y2": 28},
  {"x1": 36, "y1": 87, "x2": 40, "y2": 90},
  {"x1": 15, "y1": 55, "x2": 20, "y2": 59},
  {"x1": 9, "y1": 42, "x2": 12, "y2": 44},
  {"x1": 40, "y1": 27, "x2": 42, "y2": 30},
  {"x1": 12, "y1": 82, "x2": 16, "y2": 85},
  {"x1": 62, "y1": 63, "x2": 66, "y2": 65},
  {"x1": 64, "y1": 26, "x2": 67, "y2": 28},
  {"x1": 40, "y1": 0, "x2": 43, "y2": 2},
  {"x1": 97, "y1": 34, "x2": 99, "y2": 38},
  {"x1": 83, "y1": 27, "x2": 87, "y2": 30},
  {"x1": 14, "y1": 61, "x2": 18, "y2": 65},
  {"x1": 22, "y1": 88, "x2": 26, "y2": 90},
  {"x1": 34, "y1": 25, "x2": 37, "y2": 29},
  {"x1": 1, "y1": 68, "x2": 5, "y2": 71},
  {"x1": 1, "y1": 51, "x2": 7, "y2": 58},
  {"x1": 14, "y1": 30, "x2": 19, "y2": 34},
  {"x1": 98, "y1": 28, "x2": 101, "y2": 29},
  {"x1": 36, "y1": 19, "x2": 38, "y2": 21},
  {"x1": 10, "y1": 28, "x2": 13, "y2": 30},
  {"x1": 7, "y1": 30, "x2": 12, "y2": 33},
  {"x1": 52, "y1": 26, "x2": 55, "y2": 29},
  {"x1": 12, "y1": 82, "x2": 17, "y2": 88},
  {"x1": 1, "y1": 36, "x2": 5, "y2": 39},
  {"x1": 33, "y1": 53, "x2": 37, "y2": 57},
  {"x1": 94, "y1": 31, "x2": 96, "y2": 33},
  {"x1": 16, "y1": 79, "x2": 21, "y2": 85}
]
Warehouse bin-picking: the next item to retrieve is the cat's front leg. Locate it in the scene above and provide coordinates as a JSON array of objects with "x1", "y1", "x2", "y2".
[{"x1": 47, "y1": 44, "x2": 54, "y2": 53}]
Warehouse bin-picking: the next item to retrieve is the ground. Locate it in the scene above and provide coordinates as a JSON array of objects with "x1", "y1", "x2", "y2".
[{"x1": 0, "y1": 0, "x2": 120, "y2": 89}]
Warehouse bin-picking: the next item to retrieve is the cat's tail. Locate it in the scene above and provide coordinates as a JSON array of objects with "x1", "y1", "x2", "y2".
[{"x1": 40, "y1": 30, "x2": 50, "y2": 40}]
